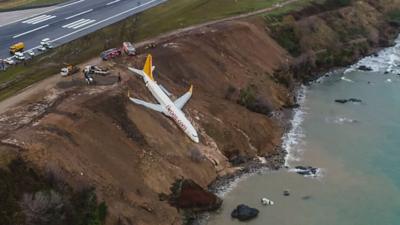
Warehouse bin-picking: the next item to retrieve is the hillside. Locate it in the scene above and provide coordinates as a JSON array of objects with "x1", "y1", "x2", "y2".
[
  {"x1": 0, "y1": 20, "x2": 291, "y2": 225},
  {"x1": 1, "y1": 0, "x2": 400, "y2": 225}
]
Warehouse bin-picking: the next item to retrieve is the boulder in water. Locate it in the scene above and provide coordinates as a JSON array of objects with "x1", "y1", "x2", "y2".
[
  {"x1": 294, "y1": 166, "x2": 319, "y2": 176},
  {"x1": 348, "y1": 98, "x2": 362, "y2": 103},
  {"x1": 358, "y1": 65, "x2": 372, "y2": 71},
  {"x1": 335, "y1": 99, "x2": 348, "y2": 104},
  {"x1": 335, "y1": 98, "x2": 362, "y2": 104},
  {"x1": 283, "y1": 190, "x2": 291, "y2": 196},
  {"x1": 231, "y1": 204, "x2": 259, "y2": 221}
]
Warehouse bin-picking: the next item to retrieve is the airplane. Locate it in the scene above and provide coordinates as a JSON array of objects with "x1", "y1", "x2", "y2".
[{"x1": 127, "y1": 54, "x2": 199, "y2": 143}]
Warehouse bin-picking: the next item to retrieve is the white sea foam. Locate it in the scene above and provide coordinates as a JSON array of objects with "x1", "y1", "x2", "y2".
[
  {"x1": 325, "y1": 116, "x2": 359, "y2": 125},
  {"x1": 212, "y1": 168, "x2": 270, "y2": 198},
  {"x1": 348, "y1": 35, "x2": 400, "y2": 74},
  {"x1": 282, "y1": 86, "x2": 307, "y2": 167},
  {"x1": 341, "y1": 76, "x2": 354, "y2": 83}
]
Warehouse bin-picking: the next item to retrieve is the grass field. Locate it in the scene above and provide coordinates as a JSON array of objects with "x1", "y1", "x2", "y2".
[
  {"x1": 0, "y1": 0, "x2": 316, "y2": 101},
  {"x1": 133, "y1": 0, "x2": 286, "y2": 40},
  {"x1": 0, "y1": 0, "x2": 64, "y2": 11}
]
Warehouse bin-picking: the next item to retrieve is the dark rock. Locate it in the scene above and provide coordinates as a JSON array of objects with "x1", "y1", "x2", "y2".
[
  {"x1": 283, "y1": 190, "x2": 290, "y2": 196},
  {"x1": 335, "y1": 98, "x2": 362, "y2": 104},
  {"x1": 357, "y1": 65, "x2": 372, "y2": 71},
  {"x1": 348, "y1": 98, "x2": 362, "y2": 103},
  {"x1": 295, "y1": 166, "x2": 307, "y2": 170},
  {"x1": 231, "y1": 204, "x2": 259, "y2": 221},
  {"x1": 229, "y1": 155, "x2": 249, "y2": 166},
  {"x1": 283, "y1": 103, "x2": 300, "y2": 109},
  {"x1": 384, "y1": 71, "x2": 389, "y2": 74},
  {"x1": 294, "y1": 166, "x2": 318, "y2": 176},
  {"x1": 168, "y1": 179, "x2": 222, "y2": 212},
  {"x1": 335, "y1": 99, "x2": 348, "y2": 104},
  {"x1": 247, "y1": 97, "x2": 273, "y2": 117}
]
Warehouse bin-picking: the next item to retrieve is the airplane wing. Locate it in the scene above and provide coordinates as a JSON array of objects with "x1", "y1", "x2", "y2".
[
  {"x1": 174, "y1": 85, "x2": 193, "y2": 109},
  {"x1": 159, "y1": 84, "x2": 172, "y2": 97},
  {"x1": 129, "y1": 96, "x2": 163, "y2": 112}
]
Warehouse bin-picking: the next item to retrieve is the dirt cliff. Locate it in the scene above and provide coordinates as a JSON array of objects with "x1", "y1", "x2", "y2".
[
  {"x1": 1, "y1": 1, "x2": 400, "y2": 225},
  {"x1": 0, "y1": 20, "x2": 291, "y2": 225}
]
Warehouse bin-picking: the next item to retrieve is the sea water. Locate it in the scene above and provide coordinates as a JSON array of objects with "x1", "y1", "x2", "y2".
[{"x1": 206, "y1": 38, "x2": 400, "y2": 225}]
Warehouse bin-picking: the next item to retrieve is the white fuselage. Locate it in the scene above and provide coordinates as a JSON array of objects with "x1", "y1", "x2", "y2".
[{"x1": 143, "y1": 75, "x2": 199, "y2": 143}]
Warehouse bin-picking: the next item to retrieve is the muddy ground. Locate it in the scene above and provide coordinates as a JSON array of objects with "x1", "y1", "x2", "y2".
[{"x1": 0, "y1": 20, "x2": 291, "y2": 225}]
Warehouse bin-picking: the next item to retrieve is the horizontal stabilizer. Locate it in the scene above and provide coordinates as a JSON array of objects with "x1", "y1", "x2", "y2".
[
  {"x1": 128, "y1": 67, "x2": 146, "y2": 77},
  {"x1": 128, "y1": 95, "x2": 163, "y2": 112},
  {"x1": 128, "y1": 65, "x2": 155, "y2": 78},
  {"x1": 174, "y1": 85, "x2": 193, "y2": 109}
]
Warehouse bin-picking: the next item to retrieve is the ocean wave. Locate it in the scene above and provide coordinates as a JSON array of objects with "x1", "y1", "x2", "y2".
[
  {"x1": 282, "y1": 86, "x2": 307, "y2": 167},
  {"x1": 347, "y1": 35, "x2": 400, "y2": 74}
]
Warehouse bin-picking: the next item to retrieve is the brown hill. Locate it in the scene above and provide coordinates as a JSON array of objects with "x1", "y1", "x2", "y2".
[{"x1": 0, "y1": 20, "x2": 290, "y2": 225}]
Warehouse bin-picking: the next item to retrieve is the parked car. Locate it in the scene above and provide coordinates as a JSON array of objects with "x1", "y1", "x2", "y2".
[
  {"x1": 40, "y1": 38, "x2": 53, "y2": 49},
  {"x1": 27, "y1": 50, "x2": 35, "y2": 57},
  {"x1": 4, "y1": 58, "x2": 15, "y2": 65},
  {"x1": 14, "y1": 52, "x2": 25, "y2": 61},
  {"x1": 100, "y1": 48, "x2": 122, "y2": 60}
]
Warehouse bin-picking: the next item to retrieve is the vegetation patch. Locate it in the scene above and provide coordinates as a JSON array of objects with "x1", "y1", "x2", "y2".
[
  {"x1": 0, "y1": 157, "x2": 107, "y2": 225},
  {"x1": 238, "y1": 85, "x2": 273, "y2": 116},
  {"x1": 387, "y1": 9, "x2": 400, "y2": 24},
  {"x1": 268, "y1": 21, "x2": 302, "y2": 56}
]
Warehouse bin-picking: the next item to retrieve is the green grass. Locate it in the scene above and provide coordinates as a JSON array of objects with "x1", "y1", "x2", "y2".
[
  {"x1": 0, "y1": 0, "x2": 64, "y2": 11},
  {"x1": 387, "y1": 9, "x2": 400, "y2": 23},
  {"x1": 263, "y1": 0, "x2": 321, "y2": 20},
  {"x1": 133, "y1": 0, "x2": 287, "y2": 40},
  {"x1": 0, "y1": 0, "x2": 308, "y2": 101}
]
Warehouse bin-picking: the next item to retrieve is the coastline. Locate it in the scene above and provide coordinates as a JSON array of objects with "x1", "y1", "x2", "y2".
[
  {"x1": 1, "y1": 1, "x2": 400, "y2": 224},
  {"x1": 198, "y1": 32, "x2": 400, "y2": 224}
]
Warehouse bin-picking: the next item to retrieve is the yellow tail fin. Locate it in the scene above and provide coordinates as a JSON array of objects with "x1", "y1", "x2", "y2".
[{"x1": 143, "y1": 54, "x2": 154, "y2": 81}]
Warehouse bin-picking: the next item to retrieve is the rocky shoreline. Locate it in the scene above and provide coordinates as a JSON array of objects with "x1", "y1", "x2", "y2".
[{"x1": 193, "y1": 34, "x2": 400, "y2": 224}]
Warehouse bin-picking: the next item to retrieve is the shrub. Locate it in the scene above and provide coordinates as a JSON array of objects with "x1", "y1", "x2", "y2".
[
  {"x1": 0, "y1": 158, "x2": 107, "y2": 225},
  {"x1": 238, "y1": 85, "x2": 256, "y2": 108}
]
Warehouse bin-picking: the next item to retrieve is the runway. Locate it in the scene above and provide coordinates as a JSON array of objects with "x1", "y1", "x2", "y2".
[{"x1": 0, "y1": 0, "x2": 165, "y2": 59}]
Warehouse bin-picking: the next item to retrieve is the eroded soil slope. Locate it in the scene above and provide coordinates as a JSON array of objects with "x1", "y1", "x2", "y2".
[{"x1": 0, "y1": 20, "x2": 291, "y2": 225}]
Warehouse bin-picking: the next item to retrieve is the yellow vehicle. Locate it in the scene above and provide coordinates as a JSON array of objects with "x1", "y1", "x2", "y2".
[
  {"x1": 9, "y1": 42, "x2": 25, "y2": 54},
  {"x1": 60, "y1": 64, "x2": 79, "y2": 76}
]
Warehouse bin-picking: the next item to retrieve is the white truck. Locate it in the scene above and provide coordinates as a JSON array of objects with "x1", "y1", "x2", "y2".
[{"x1": 123, "y1": 42, "x2": 136, "y2": 56}]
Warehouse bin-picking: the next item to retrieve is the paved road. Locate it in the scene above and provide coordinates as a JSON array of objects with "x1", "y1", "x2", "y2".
[{"x1": 0, "y1": 0, "x2": 165, "y2": 60}]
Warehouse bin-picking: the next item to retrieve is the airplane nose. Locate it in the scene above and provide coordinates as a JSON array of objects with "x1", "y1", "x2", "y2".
[{"x1": 193, "y1": 136, "x2": 199, "y2": 143}]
